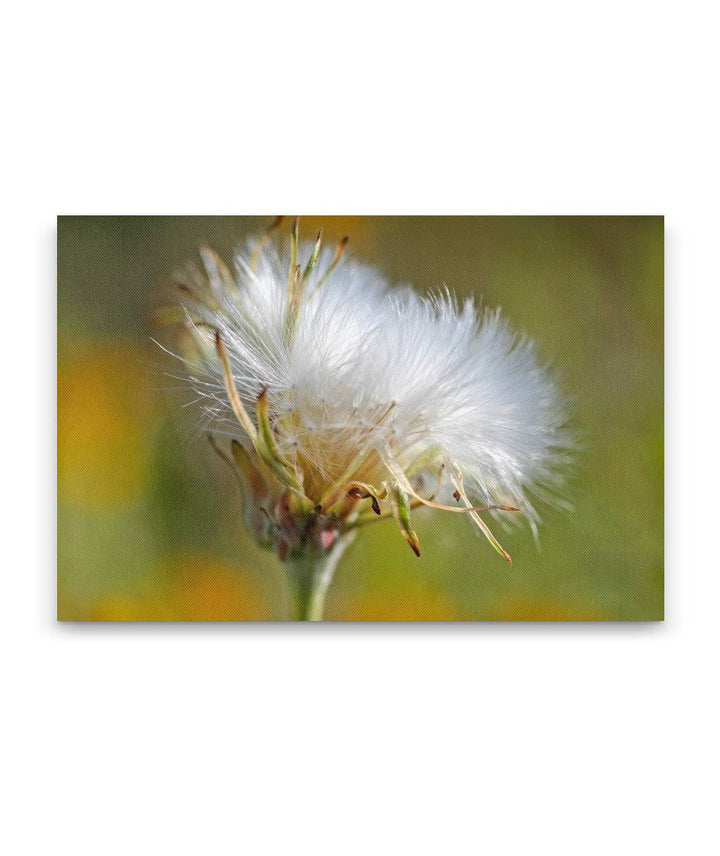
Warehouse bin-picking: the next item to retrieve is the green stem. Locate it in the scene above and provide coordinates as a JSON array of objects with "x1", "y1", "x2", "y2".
[{"x1": 284, "y1": 531, "x2": 355, "y2": 621}]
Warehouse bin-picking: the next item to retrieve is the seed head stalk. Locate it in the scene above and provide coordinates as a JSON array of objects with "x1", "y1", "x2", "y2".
[{"x1": 284, "y1": 531, "x2": 356, "y2": 621}]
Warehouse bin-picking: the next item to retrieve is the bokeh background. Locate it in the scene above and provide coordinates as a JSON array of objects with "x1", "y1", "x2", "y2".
[{"x1": 57, "y1": 216, "x2": 663, "y2": 620}]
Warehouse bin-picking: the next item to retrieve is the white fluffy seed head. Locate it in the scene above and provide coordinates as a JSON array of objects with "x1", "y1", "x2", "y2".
[{"x1": 162, "y1": 224, "x2": 571, "y2": 559}]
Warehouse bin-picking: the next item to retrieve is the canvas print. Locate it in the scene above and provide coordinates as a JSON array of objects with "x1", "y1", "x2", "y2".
[{"x1": 57, "y1": 216, "x2": 663, "y2": 621}]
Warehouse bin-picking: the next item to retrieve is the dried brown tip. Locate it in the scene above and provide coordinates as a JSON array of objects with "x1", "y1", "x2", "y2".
[
  {"x1": 256, "y1": 386, "x2": 267, "y2": 409},
  {"x1": 347, "y1": 486, "x2": 382, "y2": 515},
  {"x1": 334, "y1": 236, "x2": 350, "y2": 265},
  {"x1": 315, "y1": 234, "x2": 351, "y2": 290},
  {"x1": 404, "y1": 534, "x2": 421, "y2": 558}
]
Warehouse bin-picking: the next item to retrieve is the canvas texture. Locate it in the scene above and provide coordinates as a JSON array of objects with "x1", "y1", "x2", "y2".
[{"x1": 57, "y1": 216, "x2": 663, "y2": 621}]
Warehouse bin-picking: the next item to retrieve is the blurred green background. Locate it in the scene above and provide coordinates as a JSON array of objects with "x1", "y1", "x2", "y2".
[{"x1": 57, "y1": 216, "x2": 663, "y2": 620}]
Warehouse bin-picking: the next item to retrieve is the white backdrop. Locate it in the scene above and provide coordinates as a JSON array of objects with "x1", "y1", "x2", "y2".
[{"x1": 3, "y1": 1, "x2": 717, "y2": 853}]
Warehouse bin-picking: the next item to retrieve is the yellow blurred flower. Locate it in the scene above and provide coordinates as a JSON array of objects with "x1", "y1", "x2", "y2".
[{"x1": 58, "y1": 342, "x2": 154, "y2": 510}]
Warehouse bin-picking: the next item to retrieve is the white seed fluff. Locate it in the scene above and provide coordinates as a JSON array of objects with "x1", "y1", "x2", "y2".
[{"x1": 170, "y1": 232, "x2": 571, "y2": 549}]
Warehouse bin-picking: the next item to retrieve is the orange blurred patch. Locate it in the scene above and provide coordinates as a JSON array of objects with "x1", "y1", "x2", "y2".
[
  {"x1": 87, "y1": 553, "x2": 266, "y2": 621},
  {"x1": 58, "y1": 341, "x2": 154, "y2": 510},
  {"x1": 483, "y1": 596, "x2": 605, "y2": 621},
  {"x1": 337, "y1": 582, "x2": 457, "y2": 621},
  {"x1": 168, "y1": 553, "x2": 265, "y2": 620}
]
